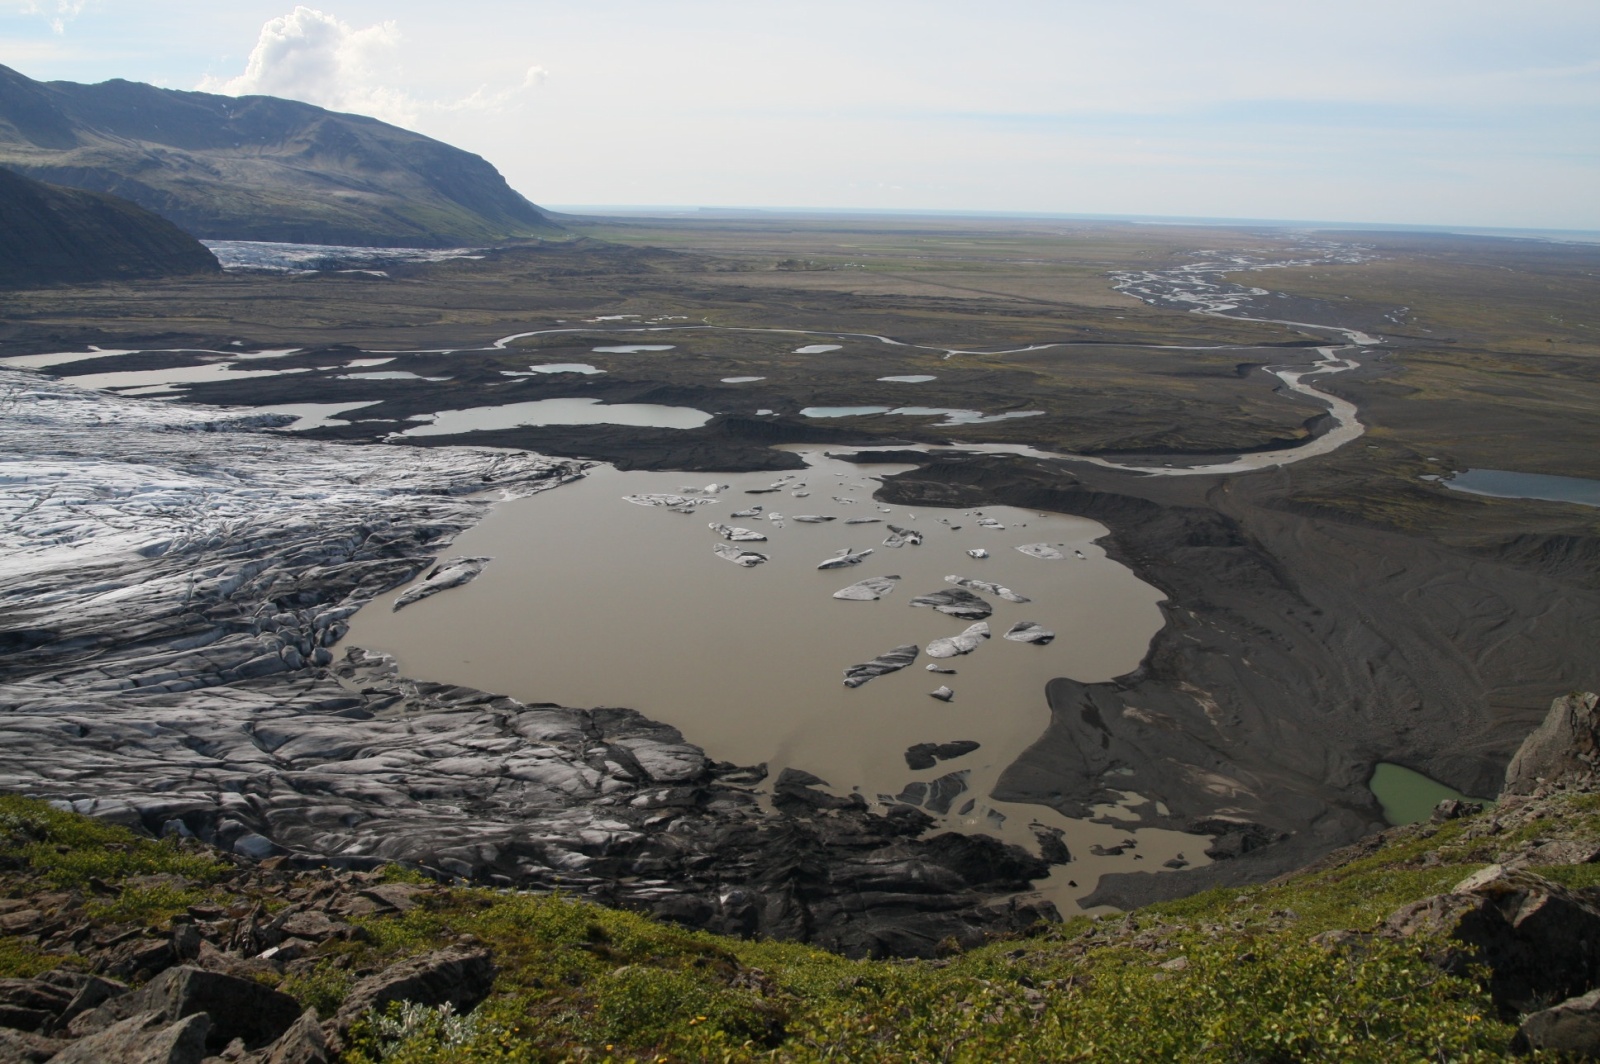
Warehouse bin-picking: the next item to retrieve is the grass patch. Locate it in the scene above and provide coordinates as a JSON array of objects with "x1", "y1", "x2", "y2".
[{"x1": 0, "y1": 794, "x2": 225, "y2": 889}]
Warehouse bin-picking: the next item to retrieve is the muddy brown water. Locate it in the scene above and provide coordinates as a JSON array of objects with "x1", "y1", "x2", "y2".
[{"x1": 343, "y1": 449, "x2": 1209, "y2": 911}]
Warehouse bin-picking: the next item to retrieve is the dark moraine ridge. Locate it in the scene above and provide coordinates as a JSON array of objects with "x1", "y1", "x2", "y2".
[
  {"x1": 0, "y1": 166, "x2": 219, "y2": 287},
  {"x1": 866, "y1": 450, "x2": 1600, "y2": 908}
]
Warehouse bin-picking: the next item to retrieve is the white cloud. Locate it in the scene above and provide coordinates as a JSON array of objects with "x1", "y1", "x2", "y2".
[
  {"x1": 200, "y1": 7, "x2": 544, "y2": 130},
  {"x1": 19, "y1": 0, "x2": 87, "y2": 35}
]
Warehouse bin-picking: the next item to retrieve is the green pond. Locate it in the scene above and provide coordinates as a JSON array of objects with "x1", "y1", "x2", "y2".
[{"x1": 1368, "y1": 762, "x2": 1491, "y2": 825}]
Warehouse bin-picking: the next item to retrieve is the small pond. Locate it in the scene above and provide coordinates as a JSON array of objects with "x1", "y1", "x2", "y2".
[
  {"x1": 1438, "y1": 469, "x2": 1600, "y2": 509},
  {"x1": 1368, "y1": 762, "x2": 1488, "y2": 826}
]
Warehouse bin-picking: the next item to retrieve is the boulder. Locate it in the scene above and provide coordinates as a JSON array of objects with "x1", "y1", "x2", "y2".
[
  {"x1": 1514, "y1": 988, "x2": 1600, "y2": 1057},
  {"x1": 52, "y1": 1011, "x2": 209, "y2": 1064},
  {"x1": 262, "y1": 1008, "x2": 329, "y2": 1064},
  {"x1": 1431, "y1": 798, "x2": 1484, "y2": 822},
  {"x1": 0, "y1": 1026, "x2": 66, "y2": 1062},
  {"x1": 331, "y1": 946, "x2": 495, "y2": 1042},
  {"x1": 1504, "y1": 691, "x2": 1600, "y2": 795},
  {"x1": 69, "y1": 966, "x2": 300, "y2": 1053},
  {"x1": 1385, "y1": 865, "x2": 1600, "y2": 1013},
  {"x1": 0, "y1": 978, "x2": 73, "y2": 1032}
]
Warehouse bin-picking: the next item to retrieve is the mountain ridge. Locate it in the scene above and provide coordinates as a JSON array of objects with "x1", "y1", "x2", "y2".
[
  {"x1": 0, "y1": 165, "x2": 220, "y2": 287},
  {"x1": 0, "y1": 63, "x2": 557, "y2": 248}
]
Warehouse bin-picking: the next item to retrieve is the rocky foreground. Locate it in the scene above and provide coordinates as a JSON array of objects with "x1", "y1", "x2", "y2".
[
  {"x1": 2, "y1": 692, "x2": 1600, "y2": 1062},
  {"x1": 0, "y1": 372, "x2": 1053, "y2": 959}
]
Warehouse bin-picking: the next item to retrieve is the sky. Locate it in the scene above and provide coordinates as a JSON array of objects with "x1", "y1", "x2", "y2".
[{"x1": 3, "y1": 1, "x2": 1598, "y2": 230}]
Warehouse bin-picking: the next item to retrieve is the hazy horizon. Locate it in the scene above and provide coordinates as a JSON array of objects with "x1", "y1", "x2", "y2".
[{"x1": 3, "y1": 2, "x2": 1596, "y2": 231}]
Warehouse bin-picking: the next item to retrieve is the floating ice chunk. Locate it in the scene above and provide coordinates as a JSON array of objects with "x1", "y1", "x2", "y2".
[
  {"x1": 845, "y1": 517, "x2": 882, "y2": 525},
  {"x1": 792, "y1": 515, "x2": 835, "y2": 523},
  {"x1": 977, "y1": 517, "x2": 1005, "y2": 530},
  {"x1": 1016, "y1": 543, "x2": 1065, "y2": 560},
  {"x1": 1074, "y1": 549, "x2": 1087, "y2": 559},
  {"x1": 709, "y1": 522, "x2": 767, "y2": 542},
  {"x1": 393, "y1": 556, "x2": 491, "y2": 611},
  {"x1": 832, "y1": 496, "x2": 856, "y2": 504},
  {"x1": 792, "y1": 490, "x2": 810, "y2": 497},
  {"x1": 926, "y1": 664, "x2": 956, "y2": 674},
  {"x1": 877, "y1": 506, "x2": 892, "y2": 513},
  {"x1": 882, "y1": 524, "x2": 923, "y2": 548},
  {"x1": 926, "y1": 622, "x2": 990, "y2": 658},
  {"x1": 817, "y1": 547, "x2": 874, "y2": 570},
  {"x1": 731, "y1": 505, "x2": 764, "y2": 518},
  {"x1": 966, "y1": 549, "x2": 989, "y2": 559},
  {"x1": 624, "y1": 493, "x2": 715, "y2": 509},
  {"x1": 833, "y1": 575, "x2": 900, "y2": 601},
  {"x1": 843, "y1": 643, "x2": 919, "y2": 688},
  {"x1": 929, "y1": 686, "x2": 954, "y2": 702},
  {"x1": 946, "y1": 575, "x2": 1030, "y2": 603},
  {"x1": 713, "y1": 543, "x2": 768, "y2": 567},
  {"x1": 1004, "y1": 621, "x2": 1056, "y2": 645},
  {"x1": 908, "y1": 587, "x2": 992, "y2": 619}
]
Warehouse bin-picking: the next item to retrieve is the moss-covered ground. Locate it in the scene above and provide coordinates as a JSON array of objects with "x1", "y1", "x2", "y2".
[{"x1": 7, "y1": 792, "x2": 1597, "y2": 1061}]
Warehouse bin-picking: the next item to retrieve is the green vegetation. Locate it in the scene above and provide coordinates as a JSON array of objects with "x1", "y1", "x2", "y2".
[
  {"x1": 0, "y1": 793, "x2": 225, "y2": 889},
  {"x1": 7, "y1": 793, "x2": 1582, "y2": 1060}
]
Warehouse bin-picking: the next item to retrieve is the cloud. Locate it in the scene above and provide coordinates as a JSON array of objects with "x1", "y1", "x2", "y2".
[
  {"x1": 19, "y1": 0, "x2": 88, "y2": 35},
  {"x1": 201, "y1": 7, "x2": 544, "y2": 129}
]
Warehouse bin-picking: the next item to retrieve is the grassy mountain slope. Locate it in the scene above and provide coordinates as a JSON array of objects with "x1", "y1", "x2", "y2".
[
  {"x1": 6, "y1": 783, "x2": 1597, "y2": 1062},
  {"x1": 0, "y1": 64, "x2": 557, "y2": 248},
  {"x1": 0, "y1": 166, "x2": 219, "y2": 287}
]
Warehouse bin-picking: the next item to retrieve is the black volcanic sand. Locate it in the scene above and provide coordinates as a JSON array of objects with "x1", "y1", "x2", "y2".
[
  {"x1": 864, "y1": 450, "x2": 1600, "y2": 908},
  {"x1": 37, "y1": 328, "x2": 1347, "y2": 474}
]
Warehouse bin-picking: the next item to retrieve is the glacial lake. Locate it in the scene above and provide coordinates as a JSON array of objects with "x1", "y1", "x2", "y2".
[
  {"x1": 1440, "y1": 469, "x2": 1600, "y2": 509},
  {"x1": 1368, "y1": 762, "x2": 1486, "y2": 826},
  {"x1": 346, "y1": 449, "x2": 1202, "y2": 911},
  {"x1": 401, "y1": 398, "x2": 713, "y2": 435}
]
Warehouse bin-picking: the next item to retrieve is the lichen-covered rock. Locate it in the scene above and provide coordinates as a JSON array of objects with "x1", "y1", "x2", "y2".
[
  {"x1": 69, "y1": 965, "x2": 300, "y2": 1053},
  {"x1": 1385, "y1": 864, "x2": 1600, "y2": 1013},
  {"x1": 51, "y1": 1011, "x2": 209, "y2": 1064}
]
